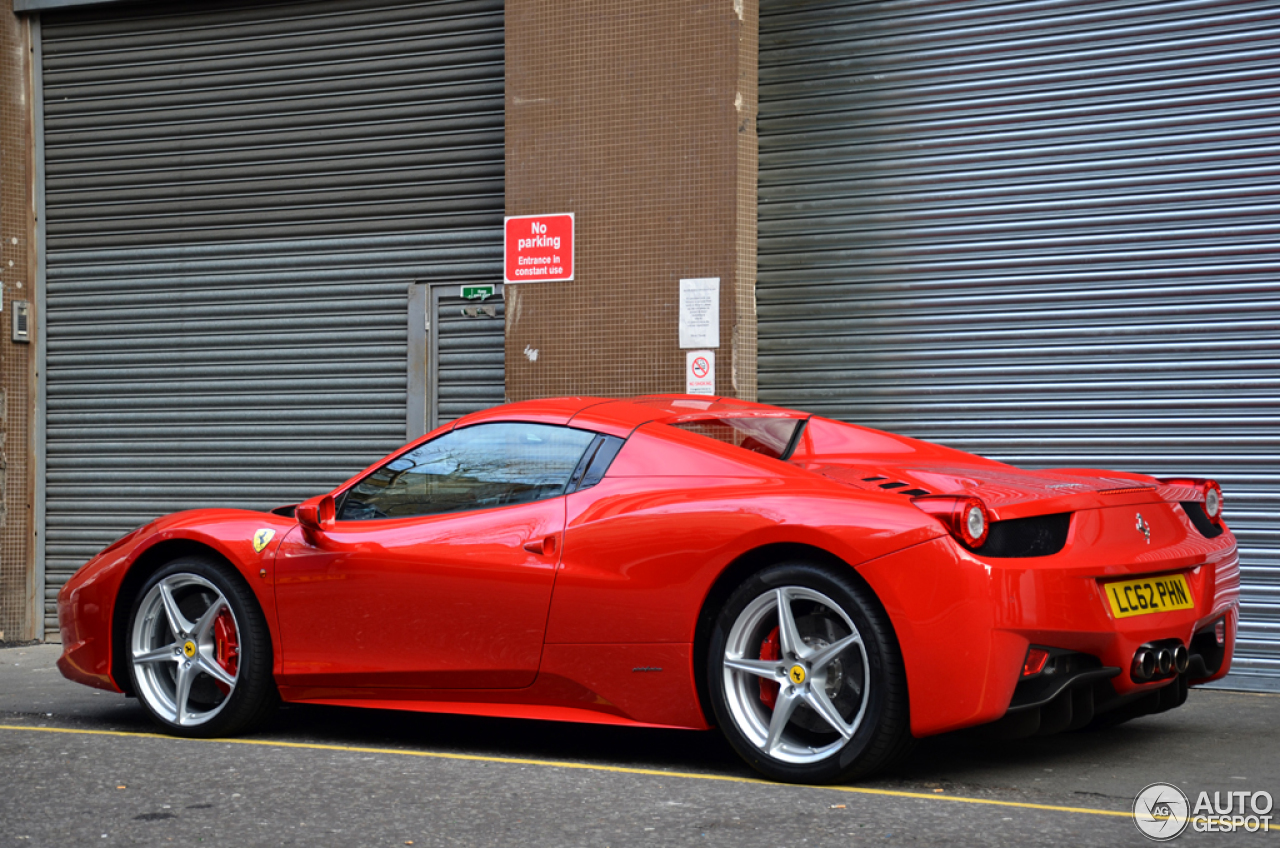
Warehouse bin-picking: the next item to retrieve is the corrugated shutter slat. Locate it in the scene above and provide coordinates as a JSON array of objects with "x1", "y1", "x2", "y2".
[
  {"x1": 40, "y1": 0, "x2": 505, "y2": 634},
  {"x1": 759, "y1": 0, "x2": 1280, "y2": 691}
]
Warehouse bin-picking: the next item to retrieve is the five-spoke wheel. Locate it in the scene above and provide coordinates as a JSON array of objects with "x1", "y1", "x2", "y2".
[
  {"x1": 709, "y1": 563, "x2": 911, "y2": 783},
  {"x1": 128, "y1": 558, "x2": 277, "y2": 737}
]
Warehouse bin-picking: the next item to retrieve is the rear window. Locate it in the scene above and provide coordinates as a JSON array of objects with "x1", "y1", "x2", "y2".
[{"x1": 669, "y1": 417, "x2": 805, "y2": 460}]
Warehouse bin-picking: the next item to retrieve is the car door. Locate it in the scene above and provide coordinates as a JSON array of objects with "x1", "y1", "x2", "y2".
[{"x1": 273, "y1": 421, "x2": 598, "y2": 690}]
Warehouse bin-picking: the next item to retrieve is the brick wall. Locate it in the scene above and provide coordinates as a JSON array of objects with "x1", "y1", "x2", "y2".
[
  {"x1": 504, "y1": 0, "x2": 757, "y2": 402},
  {"x1": 0, "y1": 1, "x2": 34, "y2": 641}
]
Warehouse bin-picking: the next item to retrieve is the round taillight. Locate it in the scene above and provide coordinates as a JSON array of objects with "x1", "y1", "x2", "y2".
[
  {"x1": 965, "y1": 503, "x2": 985, "y2": 542},
  {"x1": 910, "y1": 494, "x2": 992, "y2": 549},
  {"x1": 1204, "y1": 483, "x2": 1222, "y2": 523},
  {"x1": 959, "y1": 499, "x2": 990, "y2": 548}
]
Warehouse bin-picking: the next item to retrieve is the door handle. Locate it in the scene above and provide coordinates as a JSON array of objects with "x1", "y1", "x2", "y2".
[{"x1": 523, "y1": 535, "x2": 557, "y2": 556}]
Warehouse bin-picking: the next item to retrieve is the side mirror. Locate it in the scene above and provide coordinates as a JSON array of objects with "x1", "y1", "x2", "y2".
[{"x1": 296, "y1": 494, "x2": 336, "y2": 538}]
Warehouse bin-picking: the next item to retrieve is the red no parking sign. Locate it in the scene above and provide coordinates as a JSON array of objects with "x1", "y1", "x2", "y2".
[{"x1": 504, "y1": 213, "x2": 574, "y2": 283}]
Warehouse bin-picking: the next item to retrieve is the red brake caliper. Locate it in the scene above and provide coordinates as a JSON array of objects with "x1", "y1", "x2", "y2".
[
  {"x1": 212, "y1": 609, "x2": 239, "y2": 695},
  {"x1": 759, "y1": 626, "x2": 780, "y2": 709}
]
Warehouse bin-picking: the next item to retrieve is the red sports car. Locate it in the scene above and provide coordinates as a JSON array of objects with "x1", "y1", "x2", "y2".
[{"x1": 57, "y1": 395, "x2": 1239, "y2": 783}]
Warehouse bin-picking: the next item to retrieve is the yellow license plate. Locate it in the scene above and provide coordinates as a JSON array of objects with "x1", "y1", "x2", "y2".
[{"x1": 1104, "y1": 574, "x2": 1194, "y2": 619}]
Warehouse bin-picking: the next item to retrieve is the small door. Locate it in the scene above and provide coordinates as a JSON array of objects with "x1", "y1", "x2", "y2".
[
  {"x1": 274, "y1": 421, "x2": 597, "y2": 690},
  {"x1": 408, "y1": 282, "x2": 506, "y2": 440}
]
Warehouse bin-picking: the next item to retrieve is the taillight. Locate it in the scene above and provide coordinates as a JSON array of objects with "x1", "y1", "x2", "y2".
[
  {"x1": 1022, "y1": 647, "x2": 1050, "y2": 677},
  {"x1": 911, "y1": 494, "x2": 991, "y2": 549},
  {"x1": 1158, "y1": 477, "x2": 1224, "y2": 526},
  {"x1": 1204, "y1": 481, "x2": 1223, "y2": 524}
]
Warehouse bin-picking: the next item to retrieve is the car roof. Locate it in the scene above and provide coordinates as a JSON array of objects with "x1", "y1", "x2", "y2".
[{"x1": 456, "y1": 394, "x2": 805, "y2": 438}]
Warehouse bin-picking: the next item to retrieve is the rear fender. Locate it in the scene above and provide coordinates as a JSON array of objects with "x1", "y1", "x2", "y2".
[{"x1": 855, "y1": 537, "x2": 1020, "y2": 737}]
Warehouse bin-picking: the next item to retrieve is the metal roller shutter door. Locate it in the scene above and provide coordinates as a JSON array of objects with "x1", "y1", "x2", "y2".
[
  {"x1": 38, "y1": 0, "x2": 504, "y2": 635},
  {"x1": 759, "y1": 0, "x2": 1280, "y2": 690}
]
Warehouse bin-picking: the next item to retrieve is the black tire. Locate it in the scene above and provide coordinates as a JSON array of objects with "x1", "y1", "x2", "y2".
[
  {"x1": 707, "y1": 561, "x2": 913, "y2": 783},
  {"x1": 126, "y1": 556, "x2": 278, "y2": 737}
]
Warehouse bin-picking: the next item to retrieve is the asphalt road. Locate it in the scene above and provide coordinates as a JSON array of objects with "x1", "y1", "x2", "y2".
[{"x1": 1, "y1": 643, "x2": 1276, "y2": 847}]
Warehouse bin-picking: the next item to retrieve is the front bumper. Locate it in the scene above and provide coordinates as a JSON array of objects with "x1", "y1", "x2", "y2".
[{"x1": 55, "y1": 544, "x2": 133, "y2": 694}]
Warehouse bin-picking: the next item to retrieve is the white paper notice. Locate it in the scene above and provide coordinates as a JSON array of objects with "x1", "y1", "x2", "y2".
[
  {"x1": 679, "y1": 277, "x2": 720, "y2": 349},
  {"x1": 686, "y1": 350, "x2": 716, "y2": 395}
]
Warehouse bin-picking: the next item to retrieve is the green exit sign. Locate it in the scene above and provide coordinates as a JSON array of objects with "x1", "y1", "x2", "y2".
[{"x1": 461, "y1": 284, "x2": 495, "y2": 301}]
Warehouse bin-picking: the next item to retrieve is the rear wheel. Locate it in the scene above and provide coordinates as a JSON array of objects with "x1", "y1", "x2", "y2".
[
  {"x1": 127, "y1": 557, "x2": 278, "y2": 737},
  {"x1": 708, "y1": 562, "x2": 912, "y2": 783}
]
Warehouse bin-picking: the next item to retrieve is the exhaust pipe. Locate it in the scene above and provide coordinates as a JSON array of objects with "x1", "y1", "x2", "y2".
[
  {"x1": 1173, "y1": 644, "x2": 1190, "y2": 674},
  {"x1": 1132, "y1": 649, "x2": 1156, "y2": 681},
  {"x1": 1133, "y1": 643, "x2": 1188, "y2": 681}
]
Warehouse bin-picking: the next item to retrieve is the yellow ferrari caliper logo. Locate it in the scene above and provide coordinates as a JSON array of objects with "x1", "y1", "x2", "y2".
[
  {"x1": 789, "y1": 665, "x2": 806, "y2": 685},
  {"x1": 253, "y1": 528, "x2": 276, "y2": 553},
  {"x1": 183, "y1": 641, "x2": 196, "y2": 659}
]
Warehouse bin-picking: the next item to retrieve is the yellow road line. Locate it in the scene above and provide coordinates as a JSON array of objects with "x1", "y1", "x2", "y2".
[{"x1": 0, "y1": 722, "x2": 1226, "y2": 825}]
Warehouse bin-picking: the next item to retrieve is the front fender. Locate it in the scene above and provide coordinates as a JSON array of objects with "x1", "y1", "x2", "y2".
[{"x1": 57, "y1": 509, "x2": 295, "y2": 692}]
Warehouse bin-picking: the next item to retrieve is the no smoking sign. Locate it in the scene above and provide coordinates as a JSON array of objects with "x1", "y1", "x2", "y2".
[{"x1": 686, "y1": 350, "x2": 715, "y2": 395}]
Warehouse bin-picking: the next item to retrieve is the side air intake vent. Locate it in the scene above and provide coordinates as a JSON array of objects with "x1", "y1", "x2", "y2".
[{"x1": 975, "y1": 513, "x2": 1072, "y2": 558}]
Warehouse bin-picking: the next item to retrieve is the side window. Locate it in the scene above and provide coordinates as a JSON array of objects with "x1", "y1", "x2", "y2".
[
  {"x1": 669, "y1": 417, "x2": 805, "y2": 460},
  {"x1": 339, "y1": 422, "x2": 597, "y2": 520}
]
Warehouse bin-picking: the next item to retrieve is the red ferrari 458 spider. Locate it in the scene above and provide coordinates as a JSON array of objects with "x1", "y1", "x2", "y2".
[{"x1": 57, "y1": 395, "x2": 1238, "y2": 783}]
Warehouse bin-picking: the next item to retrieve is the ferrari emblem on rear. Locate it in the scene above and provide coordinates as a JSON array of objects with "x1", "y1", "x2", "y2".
[
  {"x1": 182, "y1": 641, "x2": 196, "y2": 659},
  {"x1": 1136, "y1": 513, "x2": 1151, "y2": 544},
  {"x1": 253, "y1": 528, "x2": 276, "y2": 553},
  {"x1": 789, "y1": 665, "x2": 807, "y2": 685}
]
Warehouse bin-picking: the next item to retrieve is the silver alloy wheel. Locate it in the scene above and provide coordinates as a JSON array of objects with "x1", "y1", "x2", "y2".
[
  {"x1": 721, "y1": 586, "x2": 871, "y2": 765},
  {"x1": 131, "y1": 573, "x2": 239, "y2": 727}
]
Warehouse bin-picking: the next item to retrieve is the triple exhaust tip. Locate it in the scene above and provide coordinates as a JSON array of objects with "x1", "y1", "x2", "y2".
[{"x1": 1132, "y1": 644, "x2": 1190, "y2": 681}]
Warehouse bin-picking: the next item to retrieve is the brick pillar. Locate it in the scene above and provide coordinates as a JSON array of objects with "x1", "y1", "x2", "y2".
[
  {"x1": 504, "y1": 0, "x2": 757, "y2": 401},
  {"x1": 0, "y1": 1, "x2": 36, "y2": 640}
]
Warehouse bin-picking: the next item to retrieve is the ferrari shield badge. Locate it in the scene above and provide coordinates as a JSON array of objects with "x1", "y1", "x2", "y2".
[{"x1": 253, "y1": 528, "x2": 276, "y2": 553}]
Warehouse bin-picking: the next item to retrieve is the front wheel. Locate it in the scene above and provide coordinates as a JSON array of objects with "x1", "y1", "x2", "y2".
[
  {"x1": 708, "y1": 562, "x2": 912, "y2": 783},
  {"x1": 127, "y1": 557, "x2": 278, "y2": 737}
]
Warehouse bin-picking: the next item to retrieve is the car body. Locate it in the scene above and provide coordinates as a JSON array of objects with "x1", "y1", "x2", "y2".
[{"x1": 56, "y1": 394, "x2": 1239, "y2": 782}]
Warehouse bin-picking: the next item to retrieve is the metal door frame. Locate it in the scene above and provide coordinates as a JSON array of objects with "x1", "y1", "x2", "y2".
[
  {"x1": 407, "y1": 282, "x2": 505, "y2": 440},
  {"x1": 32, "y1": 16, "x2": 49, "y2": 638}
]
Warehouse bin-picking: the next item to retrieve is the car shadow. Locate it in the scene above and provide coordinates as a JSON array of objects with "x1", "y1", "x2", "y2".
[
  {"x1": 260, "y1": 702, "x2": 754, "y2": 777},
  {"x1": 68, "y1": 691, "x2": 1181, "y2": 794},
  {"x1": 249, "y1": 700, "x2": 1169, "y2": 792}
]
